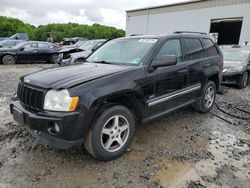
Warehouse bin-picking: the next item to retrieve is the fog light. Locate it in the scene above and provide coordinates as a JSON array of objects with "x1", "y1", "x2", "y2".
[
  {"x1": 54, "y1": 123, "x2": 60, "y2": 133},
  {"x1": 48, "y1": 122, "x2": 61, "y2": 135}
]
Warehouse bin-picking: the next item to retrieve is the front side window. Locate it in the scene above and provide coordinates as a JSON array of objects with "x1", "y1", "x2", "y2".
[
  {"x1": 87, "y1": 38, "x2": 158, "y2": 65},
  {"x1": 156, "y1": 39, "x2": 183, "y2": 63},
  {"x1": 182, "y1": 38, "x2": 204, "y2": 61}
]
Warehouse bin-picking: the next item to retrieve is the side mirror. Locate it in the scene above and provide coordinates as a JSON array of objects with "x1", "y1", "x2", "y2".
[
  {"x1": 150, "y1": 55, "x2": 177, "y2": 71},
  {"x1": 20, "y1": 47, "x2": 25, "y2": 51}
]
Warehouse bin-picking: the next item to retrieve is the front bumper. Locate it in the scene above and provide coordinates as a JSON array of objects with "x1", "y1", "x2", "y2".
[
  {"x1": 10, "y1": 99, "x2": 84, "y2": 149},
  {"x1": 222, "y1": 72, "x2": 241, "y2": 84}
]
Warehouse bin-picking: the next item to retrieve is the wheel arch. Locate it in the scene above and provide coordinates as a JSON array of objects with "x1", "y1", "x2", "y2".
[
  {"x1": 207, "y1": 73, "x2": 220, "y2": 90},
  {"x1": 89, "y1": 91, "x2": 143, "y2": 126},
  {"x1": 1, "y1": 53, "x2": 17, "y2": 64}
]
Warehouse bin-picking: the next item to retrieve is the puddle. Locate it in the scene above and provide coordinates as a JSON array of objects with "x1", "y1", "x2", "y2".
[
  {"x1": 153, "y1": 159, "x2": 192, "y2": 187},
  {"x1": 152, "y1": 131, "x2": 250, "y2": 187},
  {"x1": 0, "y1": 97, "x2": 8, "y2": 102}
]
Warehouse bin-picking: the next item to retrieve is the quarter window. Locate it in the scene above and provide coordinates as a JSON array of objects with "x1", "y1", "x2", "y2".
[
  {"x1": 156, "y1": 39, "x2": 183, "y2": 63},
  {"x1": 202, "y1": 39, "x2": 219, "y2": 56},
  {"x1": 182, "y1": 38, "x2": 204, "y2": 61}
]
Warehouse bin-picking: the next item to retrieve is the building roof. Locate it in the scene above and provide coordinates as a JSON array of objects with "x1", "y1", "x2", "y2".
[
  {"x1": 126, "y1": 0, "x2": 201, "y2": 12},
  {"x1": 126, "y1": 0, "x2": 250, "y2": 14}
]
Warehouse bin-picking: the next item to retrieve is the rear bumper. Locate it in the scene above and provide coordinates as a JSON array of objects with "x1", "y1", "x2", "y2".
[{"x1": 10, "y1": 99, "x2": 84, "y2": 149}]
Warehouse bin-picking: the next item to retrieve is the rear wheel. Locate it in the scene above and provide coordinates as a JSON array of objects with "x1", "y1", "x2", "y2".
[
  {"x1": 2, "y1": 55, "x2": 16, "y2": 65},
  {"x1": 193, "y1": 81, "x2": 216, "y2": 113},
  {"x1": 238, "y1": 72, "x2": 248, "y2": 89},
  {"x1": 84, "y1": 105, "x2": 135, "y2": 161}
]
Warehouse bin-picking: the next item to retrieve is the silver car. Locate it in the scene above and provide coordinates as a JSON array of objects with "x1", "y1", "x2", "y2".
[
  {"x1": 58, "y1": 39, "x2": 106, "y2": 65},
  {"x1": 221, "y1": 46, "x2": 250, "y2": 89}
]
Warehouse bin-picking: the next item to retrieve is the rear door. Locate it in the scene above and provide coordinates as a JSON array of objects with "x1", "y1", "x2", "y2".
[
  {"x1": 181, "y1": 38, "x2": 205, "y2": 100},
  {"x1": 34, "y1": 42, "x2": 51, "y2": 62},
  {"x1": 144, "y1": 38, "x2": 189, "y2": 118}
]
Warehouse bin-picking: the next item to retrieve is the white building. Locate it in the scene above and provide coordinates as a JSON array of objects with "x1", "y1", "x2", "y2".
[{"x1": 126, "y1": 0, "x2": 250, "y2": 45}]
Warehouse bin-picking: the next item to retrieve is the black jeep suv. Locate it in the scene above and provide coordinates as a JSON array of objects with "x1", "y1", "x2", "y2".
[{"x1": 10, "y1": 32, "x2": 223, "y2": 161}]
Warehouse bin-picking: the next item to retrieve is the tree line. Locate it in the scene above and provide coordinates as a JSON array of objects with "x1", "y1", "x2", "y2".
[{"x1": 0, "y1": 16, "x2": 125, "y2": 42}]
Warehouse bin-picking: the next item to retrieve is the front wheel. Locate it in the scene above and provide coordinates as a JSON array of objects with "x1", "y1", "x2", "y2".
[
  {"x1": 2, "y1": 55, "x2": 16, "y2": 65},
  {"x1": 193, "y1": 81, "x2": 216, "y2": 113},
  {"x1": 84, "y1": 105, "x2": 135, "y2": 161},
  {"x1": 50, "y1": 54, "x2": 59, "y2": 63},
  {"x1": 238, "y1": 72, "x2": 248, "y2": 89}
]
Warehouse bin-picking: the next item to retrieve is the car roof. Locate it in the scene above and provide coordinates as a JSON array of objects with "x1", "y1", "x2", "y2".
[{"x1": 126, "y1": 33, "x2": 212, "y2": 40}]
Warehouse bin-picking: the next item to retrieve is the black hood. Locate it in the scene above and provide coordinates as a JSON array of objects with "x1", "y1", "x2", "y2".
[{"x1": 22, "y1": 63, "x2": 134, "y2": 89}]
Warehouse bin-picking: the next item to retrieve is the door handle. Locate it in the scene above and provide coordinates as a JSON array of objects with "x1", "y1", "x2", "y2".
[
  {"x1": 203, "y1": 64, "x2": 211, "y2": 68},
  {"x1": 177, "y1": 69, "x2": 187, "y2": 74}
]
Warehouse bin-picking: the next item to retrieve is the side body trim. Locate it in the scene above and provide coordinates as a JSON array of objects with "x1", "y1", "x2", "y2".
[{"x1": 147, "y1": 83, "x2": 201, "y2": 107}]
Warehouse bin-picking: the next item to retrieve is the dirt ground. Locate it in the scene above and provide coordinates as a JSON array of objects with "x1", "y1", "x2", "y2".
[{"x1": 0, "y1": 64, "x2": 249, "y2": 188}]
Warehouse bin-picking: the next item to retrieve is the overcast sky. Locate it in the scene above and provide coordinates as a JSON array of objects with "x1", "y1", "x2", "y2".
[{"x1": 0, "y1": 0, "x2": 187, "y2": 29}]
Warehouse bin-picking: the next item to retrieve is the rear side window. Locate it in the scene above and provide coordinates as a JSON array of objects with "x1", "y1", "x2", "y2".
[
  {"x1": 156, "y1": 39, "x2": 183, "y2": 63},
  {"x1": 182, "y1": 38, "x2": 204, "y2": 61},
  {"x1": 202, "y1": 39, "x2": 219, "y2": 56}
]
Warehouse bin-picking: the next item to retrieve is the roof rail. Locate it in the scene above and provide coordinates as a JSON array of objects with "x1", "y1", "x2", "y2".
[
  {"x1": 174, "y1": 31, "x2": 207, "y2": 35},
  {"x1": 130, "y1": 34, "x2": 144, "y2": 36}
]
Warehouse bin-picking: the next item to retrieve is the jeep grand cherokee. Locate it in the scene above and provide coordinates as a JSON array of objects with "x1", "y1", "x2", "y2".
[{"x1": 10, "y1": 32, "x2": 223, "y2": 161}]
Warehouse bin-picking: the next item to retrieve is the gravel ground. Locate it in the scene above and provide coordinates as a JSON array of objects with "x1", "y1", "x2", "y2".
[{"x1": 0, "y1": 64, "x2": 249, "y2": 188}]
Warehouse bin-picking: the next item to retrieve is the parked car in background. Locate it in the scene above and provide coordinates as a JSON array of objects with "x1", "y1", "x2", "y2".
[
  {"x1": 221, "y1": 45, "x2": 250, "y2": 88},
  {"x1": 60, "y1": 37, "x2": 87, "y2": 46},
  {"x1": 0, "y1": 41, "x2": 61, "y2": 65},
  {"x1": 0, "y1": 40, "x2": 24, "y2": 48},
  {"x1": 58, "y1": 39, "x2": 106, "y2": 65},
  {"x1": 0, "y1": 33, "x2": 29, "y2": 41},
  {"x1": 62, "y1": 40, "x2": 87, "y2": 49},
  {"x1": 10, "y1": 32, "x2": 223, "y2": 161}
]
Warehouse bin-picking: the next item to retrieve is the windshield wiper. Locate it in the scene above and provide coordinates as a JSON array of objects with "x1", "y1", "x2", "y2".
[{"x1": 93, "y1": 60, "x2": 112, "y2": 64}]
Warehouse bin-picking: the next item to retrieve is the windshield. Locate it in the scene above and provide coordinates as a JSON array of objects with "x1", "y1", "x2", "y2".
[
  {"x1": 12, "y1": 41, "x2": 27, "y2": 49},
  {"x1": 79, "y1": 40, "x2": 103, "y2": 51},
  {"x1": 87, "y1": 38, "x2": 158, "y2": 65},
  {"x1": 222, "y1": 49, "x2": 250, "y2": 62},
  {"x1": 74, "y1": 40, "x2": 86, "y2": 47}
]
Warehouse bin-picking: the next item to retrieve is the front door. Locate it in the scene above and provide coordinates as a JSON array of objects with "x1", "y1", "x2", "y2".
[{"x1": 144, "y1": 39, "x2": 189, "y2": 118}]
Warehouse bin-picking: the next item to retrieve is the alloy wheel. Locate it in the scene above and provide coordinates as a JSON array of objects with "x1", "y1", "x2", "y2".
[
  {"x1": 101, "y1": 115, "x2": 130, "y2": 152},
  {"x1": 204, "y1": 86, "x2": 215, "y2": 108},
  {"x1": 2, "y1": 55, "x2": 15, "y2": 65}
]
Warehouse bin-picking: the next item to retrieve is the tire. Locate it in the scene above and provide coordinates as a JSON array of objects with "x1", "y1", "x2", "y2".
[
  {"x1": 50, "y1": 54, "x2": 59, "y2": 63},
  {"x1": 238, "y1": 72, "x2": 248, "y2": 89},
  {"x1": 193, "y1": 81, "x2": 216, "y2": 113},
  {"x1": 2, "y1": 55, "x2": 16, "y2": 65},
  {"x1": 84, "y1": 105, "x2": 135, "y2": 161}
]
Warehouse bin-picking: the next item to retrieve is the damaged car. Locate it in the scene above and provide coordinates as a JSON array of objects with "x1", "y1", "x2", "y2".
[{"x1": 57, "y1": 39, "x2": 107, "y2": 65}]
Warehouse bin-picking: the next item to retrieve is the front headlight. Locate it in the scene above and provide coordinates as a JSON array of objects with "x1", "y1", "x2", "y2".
[
  {"x1": 224, "y1": 66, "x2": 244, "y2": 73},
  {"x1": 44, "y1": 89, "x2": 79, "y2": 112},
  {"x1": 59, "y1": 53, "x2": 63, "y2": 59}
]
